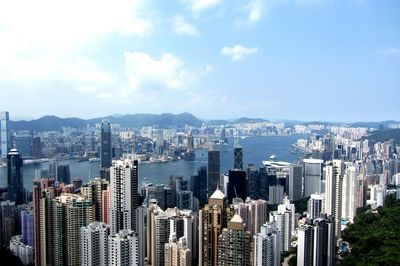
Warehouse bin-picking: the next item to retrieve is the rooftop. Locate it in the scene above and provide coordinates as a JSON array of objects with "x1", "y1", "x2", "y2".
[{"x1": 210, "y1": 189, "x2": 225, "y2": 200}]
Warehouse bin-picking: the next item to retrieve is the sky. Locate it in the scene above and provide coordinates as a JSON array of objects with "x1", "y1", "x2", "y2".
[{"x1": 0, "y1": 0, "x2": 399, "y2": 122}]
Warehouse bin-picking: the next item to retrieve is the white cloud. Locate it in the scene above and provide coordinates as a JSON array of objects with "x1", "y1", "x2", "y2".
[
  {"x1": 374, "y1": 48, "x2": 400, "y2": 57},
  {"x1": 247, "y1": 0, "x2": 263, "y2": 23},
  {"x1": 124, "y1": 52, "x2": 191, "y2": 90},
  {"x1": 221, "y1": 45, "x2": 258, "y2": 61},
  {"x1": 184, "y1": 0, "x2": 223, "y2": 13},
  {"x1": 171, "y1": 15, "x2": 199, "y2": 36}
]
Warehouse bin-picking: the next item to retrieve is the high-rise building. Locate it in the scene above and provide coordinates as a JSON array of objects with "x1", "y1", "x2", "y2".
[
  {"x1": 1, "y1": 111, "x2": 10, "y2": 159},
  {"x1": 324, "y1": 160, "x2": 344, "y2": 244},
  {"x1": 57, "y1": 163, "x2": 71, "y2": 184},
  {"x1": 342, "y1": 164, "x2": 358, "y2": 222},
  {"x1": 208, "y1": 150, "x2": 220, "y2": 197},
  {"x1": 32, "y1": 136, "x2": 41, "y2": 158},
  {"x1": 303, "y1": 159, "x2": 323, "y2": 197},
  {"x1": 307, "y1": 193, "x2": 325, "y2": 220},
  {"x1": 81, "y1": 178, "x2": 109, "y2": 222},
  {"x1": 269, "y1": 185, "x2": 284, "y2": 205},
  {"x1": 296, "y1": 216, "x2": 335, "y2": 266},
  {"x1": 312, "y1": 217, "x2": 335, "y2": 266},
  {"x1": 32, "y1": 178, "x2": 56, "y2": 266},
  {"x1": 100, "y1": 120, "x2": 112, "y2": 168},
  {"x1": 227, "y1": 169, "x2": 247, "y2": 202},
  {"x1": 199, "y1": 189, "x2": 233, "y2": 266},
  {"x1": 9, "y1": 235, "x2": 34, "y2": 265},
  {"x1": 14, "y1": 133, "x2": 32, "y2": 158},
  {"x1": 80, "y1": 222, "x2": 110, "y2": 266},
  {"x1": 253, "y1": 222, "x2": 281, "y2": 266},
  {"x1": 217, "y1": 214, "x2": 252, "y2": 266},
  {"x1": 297, "y1": 224, "x2": 314, "y2": 266},
  {"x1": 234, "y1": 144, "x2": 243, "y2": 170},
  {"x1": 270, "y1": 198, "x2": 295, "y2": 252},
  {"x1": 165, "y1": 234, "x2": 192, "y2": 266},
  {"x1": 110, "y1": 159, "x2": 139, "y2": 235},
  {"x1": 102, "y1": 188, "x2": 110, "y2": 224},
  {"x1": 192, "y1": 166, "x2": 208, "y2": 208},
  {"x1": 289, "y1": 164, "x2": 303, "y2": 201},
  {"x1": 53, "y1": 193, "x2": 94, "y2": 266},
  {"x1": 0, "y1": 200, "x2": 16, "y2": 246},
  {"x1": 187, "y1": 130, "x2": 194, "y2": 150},
  {"x1": 7, "y1": 148, "x2": 24, "y2": 204},
  {"x1": 21, "y1": 210, "x2": 34, "y2": 247},
  {"x1": 232, "y1": 198, "x2": 268, "y2": 235},
  {"x1": 108, "y1": 229, "x2": 138, "y2": 266}
]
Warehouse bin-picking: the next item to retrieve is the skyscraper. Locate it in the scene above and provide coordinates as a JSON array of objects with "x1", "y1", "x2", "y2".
[
  {"x1": 32, "y1": 178, "x2": 56, "y2": 266},
  {"x1": 303, "y1": 159, "x2": 323, "y2": 197},
  {"x1": 0, "y1": 200, "x2": 16, "y2": 246},
  {"x1": 7, "y1": 148, "x2": 24, "y2": 204},
  {"x1": 32, "y1": 136, "x2": 41, "y2": 158},
  {"x1": 232, "y1": 198, "x2": 268, "y2": 236},
  {"x1": 80, "y1": 222, "x2": 110, "y2": 266},
  {"x1": 342, "y1": 164, "x2": 358, "y2": 223},
  {"x1": 81, "y1": 178, "x2": 109, "y2": 222},
  {"x1": 307, "y1": 193, "x2": 325, "y2": 220},
  {"x1": 108, "y1": 229, "x2": 138, "y2": 265},
  {"x1": 110, "y1": 160, "x2": 139, "y2": 235},
  {"x1": 1, "y1": 111, "x2": 10, "y2": 159},
  {"x1": 289, "y1": 164, "x2": 303, "y2": 201},
  {"x1": 227, "y1": 169, "x2": 247, "y2": 202},
  {"x1": 297, "y1": 224, "x2": 314, "y2": 266},
  {"x1": 253, "y1": 222, "x2": 281, "y2": 266},
  {"x1": 52, "y1": 193, "x2": 94, "y2": 266},
  {"x1": 234, "y1": 144, "x2": 243, "y2": 170},
  {"x1": 164, "y1": 234, "x2": 192, "y2": 266},
  {"x1": 217, "y1": 214, "x2": 253, "y2": 266},
  {"x1": 21, "y1": 210, "x2": 34, "y2": 247},
  {"x1": 100, "y1": 120, "x2": 112, "y2": 181},
  {"x1": 199, "y1": 189, "x2": 233, "y2": 266},
  {"x1": 208, "y1": 150, "x2": 220, "y2": 197},
  {"x1": 100, "y1": 120, "x2": 112, "y2": 168},
  {"x1": 57, "y1": 162, "x2": 71, "y2": 184},
  {"x1": 324, "y1": 160, "x2": 344, "y2": 244},
  {"x1": 192, "y1": 166, "x2": 208, "y2": 208}
]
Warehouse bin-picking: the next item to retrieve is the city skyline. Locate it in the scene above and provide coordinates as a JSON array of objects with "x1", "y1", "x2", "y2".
[{"x1": 0, "y1": 0, "x2": 399, "y2": 121}]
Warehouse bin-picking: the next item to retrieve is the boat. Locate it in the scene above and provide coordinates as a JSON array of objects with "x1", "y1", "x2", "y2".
[{"x1": 89, "y1": 158, "x2": 100, "y2": 163}]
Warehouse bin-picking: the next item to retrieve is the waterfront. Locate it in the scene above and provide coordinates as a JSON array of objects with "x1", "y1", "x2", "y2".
[{"x1": 0, "y1": 135, "x2": 307, "y2": 190}]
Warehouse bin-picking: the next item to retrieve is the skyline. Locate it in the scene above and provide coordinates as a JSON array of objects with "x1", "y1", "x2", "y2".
[{"x1": 0, "y1": 0, "x2": 399, "y2": 121}]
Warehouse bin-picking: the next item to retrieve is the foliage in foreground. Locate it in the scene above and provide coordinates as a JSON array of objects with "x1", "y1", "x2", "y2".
[{"x1": 340, "y1": 196, "x2": 400, "y2": 266}]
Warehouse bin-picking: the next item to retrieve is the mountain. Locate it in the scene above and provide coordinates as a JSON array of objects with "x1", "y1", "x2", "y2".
[
  {"x1": 364, "y1": 128, "x2": 400, "y2": 144},
  {"x1": 351, "y1": 120, "x2": 399, "y2": 129},
  {"x1": 9, "y1": 113, "x2": 203, "y2": 131},
  {"x1": 233, "y1": 117, "x2": 269, "y2": 124}
]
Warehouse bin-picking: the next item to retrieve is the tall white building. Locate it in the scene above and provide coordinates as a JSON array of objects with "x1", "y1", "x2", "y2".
[
  {"x1": 1, "y1": 111, "x2": 10, "y2": 159},
  {"x1": 342, "y1": 164, "x2": 358, "y2": 222},
  {"x1": 297, "y1": 224, "x2": 314, "y2": 266},
  {"x1": 108, "y1": 229, "x2": 138, "y2": 266},
  {"x1": 307, "y1": 193, "x2": 324, "y2": 220},
  {"x1": 80, "y1": 222, "x2": 110, "y2": 266},
  {"x1": 324, "y1": 160, "x2": 344, "y2": 244},
  {"x1": 164, "y1": 234, "x2": 191, "y2": 266},
  {"x1": 270, "y1": 198, "x2": 295, "y2": 252},
  {"x1": 9, "y1": 235, "x2": 33, "y2": 265},
  {"x1": 253, "y1": 222, "x2": 281, "y2": 266},
  {"x1": 110, "y1": 160, "x2": 139, "y2": 235}
]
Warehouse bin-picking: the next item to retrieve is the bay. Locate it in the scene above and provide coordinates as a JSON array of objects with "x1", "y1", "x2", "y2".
[{"x1": 0, "y1": 135, "x2": 307, "y2": 191}]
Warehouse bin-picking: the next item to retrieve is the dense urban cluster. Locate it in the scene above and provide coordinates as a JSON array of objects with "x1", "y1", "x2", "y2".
[{"x1": 1, "y1": 110, "x2": 400, "y2": 266}]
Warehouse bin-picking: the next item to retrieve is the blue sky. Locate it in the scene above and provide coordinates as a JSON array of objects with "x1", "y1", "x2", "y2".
[{"x1": 0, "y1": 0, "x2": 399, "y2": 121}]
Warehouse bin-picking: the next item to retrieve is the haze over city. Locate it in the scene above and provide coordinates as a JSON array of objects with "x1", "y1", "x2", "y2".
[{"x1": 1, "y1": 0, "x2": 399, "y2": 121}]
